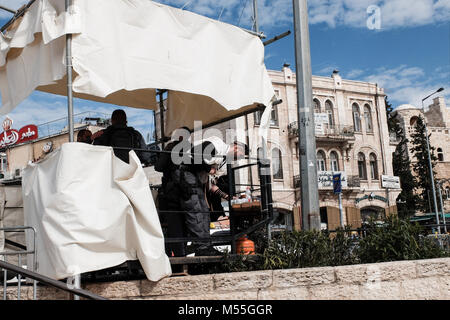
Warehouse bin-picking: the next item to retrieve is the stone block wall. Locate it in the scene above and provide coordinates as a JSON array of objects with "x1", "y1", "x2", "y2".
[{"x1": 1, "y1": 258, "x2": 449, "y2": 300}]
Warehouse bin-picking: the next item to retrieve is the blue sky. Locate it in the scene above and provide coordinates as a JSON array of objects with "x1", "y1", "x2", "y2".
[{"x1": 0, "y1": 0, "x2": 449, "y2": 141}]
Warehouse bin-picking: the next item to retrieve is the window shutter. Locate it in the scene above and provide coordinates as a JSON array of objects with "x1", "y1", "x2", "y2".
[
  {"x1": 293, "y1": 206, "x2": 302, "y2": 231},
  {"x1": 327, "y1": 207, "x2": 340, "y2": 231}
]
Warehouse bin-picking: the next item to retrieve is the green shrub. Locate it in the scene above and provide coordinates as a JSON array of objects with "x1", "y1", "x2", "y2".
[
  {"x1": 207, "y1": 217, "x2": 448, "y2": 274},
  {"x1": 356, "y1": 215, "x2": 448, "y2": 263},
  {"x1": 262, "y1": 227, "x2": 358, "y2": 270}
]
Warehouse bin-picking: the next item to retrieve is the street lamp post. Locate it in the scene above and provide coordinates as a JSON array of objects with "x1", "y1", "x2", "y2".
[
  {"x1": 292, "y1": 0, "x2": 321, "y2": 231},
  {"x1": 421, "y1": 88, "x2": 444, "y2": 234},
  {"x1": 437, "y1": 179, "x2": 448, "y2": 234}
]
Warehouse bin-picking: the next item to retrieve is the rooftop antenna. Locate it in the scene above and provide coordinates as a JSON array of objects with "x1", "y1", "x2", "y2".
[
  {"x1": 218, "y1": 5, "x2": 225, "y2": 21},
  {"x1": 180, "y1": 1, "x2": 191, "y2": 10},
  {"x1": 0, "y1": 5, "x2": 17, "y2": 14}
]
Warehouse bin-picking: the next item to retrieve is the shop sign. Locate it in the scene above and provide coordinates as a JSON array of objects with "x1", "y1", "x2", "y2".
[{"x1": 0, "y1": 117, "x2": 38, "y2": 148}]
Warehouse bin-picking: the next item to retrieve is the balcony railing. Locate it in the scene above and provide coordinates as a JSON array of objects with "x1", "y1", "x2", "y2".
[
  {"x1": 36, "y1": 111, "x2": 111, "y2": 140},
  {"x1": 288, "y1": 122, "x2": 355, "y2": 139},
  {"x1": 293, "y1": 174, "x2": 361, "y2": 189},
  {"x1": 347, "y1": 175, "x2": 361, "y2": 188},
  {"x1": 293, "y1": 175, "x2": 301, "y2": 189}
]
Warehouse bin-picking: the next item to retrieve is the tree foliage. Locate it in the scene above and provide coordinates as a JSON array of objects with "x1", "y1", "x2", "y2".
[
  {"x1": 385, "y1": 97, "x2": 419, "y2": 217},
  {"x1": 410, "y1": 116, "x2": 438, "y2": 213}
]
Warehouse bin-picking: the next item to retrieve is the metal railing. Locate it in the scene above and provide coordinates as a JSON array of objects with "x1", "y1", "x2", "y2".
[
  {"x1": 1, "y1": 226, "x2": 37, "y2": 300},
  {"x1": 293, "y1": 175, "x2": 301, "y2": 189},
  {"x1": 293, "y1": 174, "x2": 360, "y2": 189},
  {"x1": 347, "y1": 175, "x2": 361, "y2": 188},
  {"x1": 288, "y1": 122, "x2": 355, "y2": 139},
  {"x1": 0, "y1": 226, "x2": 107, "y2": 300},
  {"x1": 36, "y1": 111, "x2": 110, "y2": 140},
  {"x1": 0, "y1": 260, "x2": 108, "y2": 300}
]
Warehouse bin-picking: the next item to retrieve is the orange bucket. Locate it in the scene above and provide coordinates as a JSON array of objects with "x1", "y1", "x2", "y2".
[{"x1": 236, "y1": 235, "x2": 255, "y2": 255}]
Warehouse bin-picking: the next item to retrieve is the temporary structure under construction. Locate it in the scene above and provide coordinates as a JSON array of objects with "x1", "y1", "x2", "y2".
[
  {"x1": 0, "y1": 0, "x2": 277, "y2": 282},
  {"x1": 0, "y1": 0, "x2": 276, "y2": 135}
]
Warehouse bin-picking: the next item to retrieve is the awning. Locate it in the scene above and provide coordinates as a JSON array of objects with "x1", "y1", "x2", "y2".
[{"x1": 0, "y1": 0, "x2": 276, "y2": 134}]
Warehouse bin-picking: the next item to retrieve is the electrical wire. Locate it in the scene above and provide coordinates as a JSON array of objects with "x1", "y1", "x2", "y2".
[{"x1": 237, "y1": 0, "x2": 249, "y2": 27}]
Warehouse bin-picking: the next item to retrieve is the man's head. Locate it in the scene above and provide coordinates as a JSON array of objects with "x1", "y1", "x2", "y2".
[
  {"x1": 228, "y1": 141, "x2": 248, "y2": 160},
  {"x1": 77, "y1": 129, "x2": 92, "y2": 144},
  {"x1": 111, "y1": 109, "x2": 127, "y2": 126},
  {"x1": 171, "y1": 126, "x2": 191, "y2": 142}
]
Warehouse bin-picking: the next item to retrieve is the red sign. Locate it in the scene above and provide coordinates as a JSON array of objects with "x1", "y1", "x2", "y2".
[
  {"x1": 18, "y1": 125, "x2": 38, "y2": 143},
  {"x1": 0, "y1": 124, "x2": 38, "y2": 148}
]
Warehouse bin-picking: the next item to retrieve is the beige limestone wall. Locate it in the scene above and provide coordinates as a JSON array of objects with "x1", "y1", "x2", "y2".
[{"x1": 2, "y1": 258, "x2": 449, "y2": 300}]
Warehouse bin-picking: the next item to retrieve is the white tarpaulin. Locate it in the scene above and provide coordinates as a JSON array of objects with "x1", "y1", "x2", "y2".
[
  {"x1": 22, "y1": 142, "x2": 172, "y2": 281},
  {"x1": 0, "y1": 0, "x2": 275, "y2": 133}
]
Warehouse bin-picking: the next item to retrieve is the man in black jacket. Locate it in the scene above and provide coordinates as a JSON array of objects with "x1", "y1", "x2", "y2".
[
  {"x1": 155, "y1": 127, "x2": 190, "y2": 257},
  {"x1": 92, "y1": 109, "x2": 151, "y2": 165}
]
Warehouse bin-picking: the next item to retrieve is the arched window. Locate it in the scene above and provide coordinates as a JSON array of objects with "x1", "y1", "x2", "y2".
[
  {"x1": 437, "y1": 148, "x2": 444, "y2": 162},
  {"x1": 313, "y1": 98, "x2": 321, "y2": 113},
  {"x1": 352, "y1": 103, "x2": 361, "y2": 132},
  {"x1": 410, "y1": 116, "x2": 419, "y2": 127},
  {"x1": 369, "y1": 153, "x2": 378, "y2": 180},
  {"x1": 317, "y1": 150, "x2": 326, "y2": 171},
  {"x1": 364, "y1": 104, "x2": 373, "y2": 133},
  {"x1": 325, "y1": 100, "x2": 334, "y2": 127},
  {"x1": 358, "y1": 152, "x2": 367, "y2": 180},
  {"x1": 272, "y1": 148, "x2": 283, "y2": 179},
  {"x1": 330, "y1": 151, "x2": 339, "y2": 172}
]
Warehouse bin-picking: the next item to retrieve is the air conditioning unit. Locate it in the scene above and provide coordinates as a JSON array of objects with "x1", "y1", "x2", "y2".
[{"x1": 14, "y1": 169, "x2": 21, "y2": 178}]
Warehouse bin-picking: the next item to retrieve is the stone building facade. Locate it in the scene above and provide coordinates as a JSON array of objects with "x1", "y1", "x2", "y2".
[
  {"x1": 155, "y1": 66, "x2": 402, "y2": 230},
  {"x1": 227, "y1": 66, "x2": 401, "y2": 231},
  {"x1": 393, "y1": 97, "x2": 450, "y2": 212},
  {"x1": 0, "y1": 121, "x2": 105, "y2": 181}
]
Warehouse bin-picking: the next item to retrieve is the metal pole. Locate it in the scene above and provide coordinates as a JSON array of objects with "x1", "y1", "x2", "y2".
[
  {"x1": 252, "y1": 0, "x2": 259, "y2": 33},
  {"x1": 153, "y1": 110, "x2": 158, "y2": 142},
  {"x1": 0, "y1": 6, "x2": 16, "y2": 14},
  {"x1": 292, "y1": 0, "x2": 320, "y2": 230},
  {"x1": 437, "y1": 181, "x2": 448, "y2": 233},
  {"x1": 65, "y1": 0, "x2": 74, "y2": 142},
  {"x1": 159, "y1": 91, "x2": 166, "y2": 149},
  {"x1": 422, "y1": 99, "x2": 440, "y2": 234},
  {"x1": 338, "y1": 192, "x2": 344, "y2": 227}
]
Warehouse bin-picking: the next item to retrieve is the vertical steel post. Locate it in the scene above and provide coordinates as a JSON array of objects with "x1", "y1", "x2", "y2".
[
  {"x1": 338, "y1": 192, "x2": 344, "y2": 227},
  {"x1": 437, "y1": 182, "x2": 447, "y2": 233},
  {"x1": 252, "y1": 0, "x2": 259, "y2": 33},
  {"x1": 422, "y1": 99, "x2": 440, "y2": 234},
  {"x1": 159, "y1": 91, "x2": 166, "y2": 149},
  {"x1": 2, "y1": 255, "x2": 6, "y2": 300},
  {"x1": 227, "y1": 163, "x2": 236, "y2": 253},
  {"x1": 17, "y1": 254, "x2": 21, "y2": 300},
  {"x1": 292, "y1": 0, "x2": 320, "y2": 230},
  {"x1": 65, "y1": 0, "x2": 74, "y2": 142}
]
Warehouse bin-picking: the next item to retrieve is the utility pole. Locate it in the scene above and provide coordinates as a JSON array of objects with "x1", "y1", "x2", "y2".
[
  {"x1": 65, "y1": 0, "x2": 74, "y2": 142},
  {"x1": 421, "y1": 88, "x2": 444, "y2": 234},
  {"x1": 252, "y1": 0, "x2": 259, "y2": 33},
  {"x1": 437, "y1": 180, "x2": 448, "y2": 234},
  {"x1": 292, "y1": 0, "x2": 321, "y2": 230}
]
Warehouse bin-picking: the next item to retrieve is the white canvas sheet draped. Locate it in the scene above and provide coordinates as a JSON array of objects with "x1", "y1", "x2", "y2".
[
  {"x1": 22, "y1": 143, "x2": 172, "y2": 281},
  {"x1": 0, "y1": 0, "x2": 275, "y2": 133},
  {"x1": 0, "y1": 0, "x2": 276, "y2": 281}
]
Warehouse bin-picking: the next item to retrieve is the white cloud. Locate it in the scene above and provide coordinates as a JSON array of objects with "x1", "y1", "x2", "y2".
[
  {"x1": 359, "y1": 65, "x2": 450, "y2": 108},
  {"x1": 2, "y1": 0, "x2": 448, "y2": 33},
  {"x1": 309, "y1": 0, "x2": 450, "y2": 29},
  {"x1": 346, "y1": 69, "x2": 366, "y2": 79}
]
